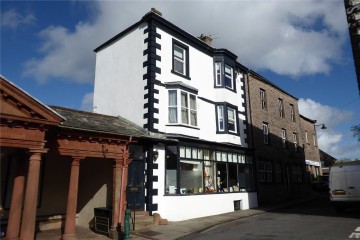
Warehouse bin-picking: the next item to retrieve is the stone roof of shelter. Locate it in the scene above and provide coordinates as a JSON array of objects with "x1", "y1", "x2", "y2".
[{"x1": 50, "y1": 106, "x2": 170, "y2": 141}]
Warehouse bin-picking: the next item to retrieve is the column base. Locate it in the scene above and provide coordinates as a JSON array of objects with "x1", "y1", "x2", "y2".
[
  {"x1": 61, "y1": 233, "x2": 77, "y2": 240},
  {"x1": 5, "y1": 237, "x2": 20, "y2": 240},
  {"x1": 109, "y1": 227, "x2": 121, "y2": 240}
]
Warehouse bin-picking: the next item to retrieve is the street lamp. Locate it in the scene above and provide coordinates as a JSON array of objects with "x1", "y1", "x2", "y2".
[{"x1": 315, "y1": 124, "x2": 326, "y2": 130}]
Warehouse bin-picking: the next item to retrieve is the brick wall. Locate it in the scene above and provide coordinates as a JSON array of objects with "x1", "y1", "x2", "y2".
[{"x1": 245, "y1": 72, "x2": 310, "y2": 204}]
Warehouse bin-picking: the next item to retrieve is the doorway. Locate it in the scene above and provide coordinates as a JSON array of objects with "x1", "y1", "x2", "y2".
[{"x1": 126, "y1": 159, "x2": 145, "y2": 211}]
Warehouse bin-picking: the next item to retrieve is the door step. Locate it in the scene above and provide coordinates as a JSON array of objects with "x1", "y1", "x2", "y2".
[{"x1": 129, "y1": 211, "x2": 167, "y2": 231}]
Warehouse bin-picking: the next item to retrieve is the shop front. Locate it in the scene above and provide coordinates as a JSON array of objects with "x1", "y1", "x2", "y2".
[{"x1": 151, "y1": 141, "x2": 257, "y2": 221}]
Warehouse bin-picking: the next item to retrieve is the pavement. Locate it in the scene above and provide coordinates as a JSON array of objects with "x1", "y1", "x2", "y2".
[{"x1": 35, "y1": 194, "x2": 319, "y2": 240}]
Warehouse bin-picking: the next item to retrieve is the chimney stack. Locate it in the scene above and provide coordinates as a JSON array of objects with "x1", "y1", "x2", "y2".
[
  {"x1": 151, "y1": 8, "x2": 162, "y2": 16},
  {"x1": 198, "y1": 34, "x2": 213, "y2": 46}
]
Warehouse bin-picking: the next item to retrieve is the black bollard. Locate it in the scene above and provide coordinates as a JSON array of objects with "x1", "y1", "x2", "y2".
[{"x1": 117, "y1": 223, "x2": 124, "y2": 240}]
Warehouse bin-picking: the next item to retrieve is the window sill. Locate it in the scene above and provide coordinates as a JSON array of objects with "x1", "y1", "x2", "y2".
[
  {"x1": 214, "y1": 85, "x2": 236, "y2": 93},
  {"x1": 166, "y1": 124, "x2": 199, "y2": 130},
  {"x1": 171, "y1": 70, "x2": 191, "y2": 80}
]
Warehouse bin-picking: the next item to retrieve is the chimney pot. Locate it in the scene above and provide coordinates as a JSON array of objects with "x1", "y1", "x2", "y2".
[
  {"x1": 198, "y1": 34, "x2": 213, "y2": 46},
  {"x1": 151, "y1": 8, "x2": 162, "y2": 16}
]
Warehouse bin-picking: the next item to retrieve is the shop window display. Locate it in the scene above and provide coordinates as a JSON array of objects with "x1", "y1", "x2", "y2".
[
  {"x1": 165, "y1": 146, "x2": 178, "y2": 194},
  {"x1": 166, "y1": 145, "x2": 254, "y2": 195},
  {"x1": 180, "y1": 160, "x2": 203, "y2": 194}
]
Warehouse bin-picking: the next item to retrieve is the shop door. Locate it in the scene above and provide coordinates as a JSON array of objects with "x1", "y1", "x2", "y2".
[{"x1": 126, "y1": 159, "x2": 145, "y2": 211}]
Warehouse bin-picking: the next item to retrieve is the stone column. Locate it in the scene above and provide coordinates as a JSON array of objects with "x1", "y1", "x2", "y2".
[
  {"x1": 20, "y1": 149, "x2": 47, "y2": 240},
  {"x1": 109, "y1": 159, "x2": 122, "y2": 238},
  {"x1": 6, "y1": 157, "x2": 25, "y2": 240},
  {"x1": 62, "y1": 157, "x2": 82, "y2": 240},
  {"x1": 119, "y1": 149, "x2": 131, "y2": 224}
]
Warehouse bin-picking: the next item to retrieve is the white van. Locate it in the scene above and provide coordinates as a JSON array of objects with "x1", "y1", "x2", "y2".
[{"x1": 329, "y1": 164, "x2": 360, "y2": 212}]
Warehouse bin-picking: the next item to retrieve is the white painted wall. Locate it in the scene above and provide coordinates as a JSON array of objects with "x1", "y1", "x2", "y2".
[
  {"x1": 93, "y1": 22, "x2": 148, "y2": 127},
  {"x1": 156, "y1": 27, "x2": 246, "y2": 146}
]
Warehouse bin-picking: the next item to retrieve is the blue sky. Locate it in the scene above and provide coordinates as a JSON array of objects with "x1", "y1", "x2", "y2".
[{"x1": 1, "y1": 0, "x2": 359, "y2": 160}]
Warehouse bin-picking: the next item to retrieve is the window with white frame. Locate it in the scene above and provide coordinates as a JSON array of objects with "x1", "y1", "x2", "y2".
[
  {"x1": 281, "y1": 129, "x2": 287, "y2": 148},
  {"x1": 172, "y1": 40, "x2": 190, "y2": 79},
  {"x1": 215, "y1": 62, "x2": 222, "y2": 86},
  {"x1": 214, "y1": 61, "x2": 235, "y2": 90},
  {"x1": 227, "y1": 107, "x2": 236, "y2": 133},
  {"x1": 263, "y1": 123, "x2": 269, "y2": 144},
  {"x1": 173, "y1": 44, "x2": 185, "y2": 75},
  {"x1": 260, "y1": 89, "x2": 267, "y2": 110},
  {"x1": 168, "y1": 90, "x2": 177, "y2": 123},
  {"x1": 217, "y1": 105, "x2": 225, "y2": 131},
  {"x1": 168, "y1": 90, "x2": 197, "y2": 127},
  {"x1": 290, "y1": 104, "x2": 295, "y2": 122},
  {"x1": 216, "y1": 104, "x2": 238, "y2": 134},
  {"x1": 224, "y1": 64, "x2": 234, "y2": 89},
  {"x1": 305, "y1": 131, "x2": 309, "y2": 144},
  {"x1": 293, "y1": 133, "x2": 298, "y2": 151},
  {"x1": 278, "y1": 98, "x2": 284, "y2": 118}
]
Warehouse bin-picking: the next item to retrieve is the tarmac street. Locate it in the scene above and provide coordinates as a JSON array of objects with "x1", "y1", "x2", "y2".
[
  {"x1": 35, "y1": 193, "x2": 360, "y2": 240},
  {"x1": 179, "y1": 194, "x2": 360, "y2": 240}
]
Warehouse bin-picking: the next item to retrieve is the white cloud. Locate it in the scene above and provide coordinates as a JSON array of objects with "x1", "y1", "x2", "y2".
[
  {"x1": 22, "y1": 0, "x2": 348, "y2": 83},
  {"x1": 81, "y1": 92, "x2": 94, "y2": 111},
  {"x1": 1, "y1": 9, "x2": 35, "y2": 29},
  {"x1": 298, "y1": 98, "x2": 359, "y2": 159},
  {"x1": 298, "y1": 98, "x2": 354, "y2": 128}
]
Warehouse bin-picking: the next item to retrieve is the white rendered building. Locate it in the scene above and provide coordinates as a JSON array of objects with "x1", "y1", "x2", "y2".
[{"x1": 93, "y1": 9, "x2": 257, "y2": 221}]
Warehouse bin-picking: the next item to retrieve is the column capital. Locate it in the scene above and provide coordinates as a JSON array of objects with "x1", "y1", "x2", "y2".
[
  {"x1": 71, "y1": 157, "x2": 82, "y2": 166},
  {"x1": 29, "y1": 148, "x2": 48, "y2": 154},
  {"x1": 113, "y1": 159, "x2": 123, "y2": 169}
]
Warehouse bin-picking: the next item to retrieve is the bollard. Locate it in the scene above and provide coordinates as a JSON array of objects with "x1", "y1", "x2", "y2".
[
  {"x1": 124, "y1": 209, "x2": 131, "y2": 240},
  {"x1": 117, "y1": 223, "x2": 124, "y2": 240}
]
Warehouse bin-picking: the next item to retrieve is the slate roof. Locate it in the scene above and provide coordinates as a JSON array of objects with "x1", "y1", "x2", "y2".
[{"x1": 50, "y1": 106, "x2": 170, "y2": 141}]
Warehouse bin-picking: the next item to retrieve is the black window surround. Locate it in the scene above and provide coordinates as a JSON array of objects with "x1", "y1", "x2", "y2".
[
  {"x1": 171, "y1": 39, "x2": 191, "y2": 80},
  {"x1": 215, "y1": 102, "x2": 240, "y2": 136},
  {"x1": 213, "y1": 56, "x2": 237, "y2": 93}
]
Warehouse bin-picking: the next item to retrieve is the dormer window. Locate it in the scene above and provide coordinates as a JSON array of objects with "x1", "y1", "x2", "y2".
[
  {"x1": 214, "y1": 60, "x2": 235, "y2": 91},
  {"x1": 224, "y1": 65, "x2": 234, "y2": 89}
]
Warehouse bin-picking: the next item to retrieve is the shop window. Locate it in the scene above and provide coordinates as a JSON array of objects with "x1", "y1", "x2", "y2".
[
  {"x1": 216, "y1": 162, "x2": 227, "y2": 192},
  {"x1": 204, "y1": 161, "x2": 217, "y2": 193},
  {"x1": 239, "y1": 165, "x2": 254, "y2": 191},
  {"x1": 228, "y1": 163, "x2": 239, "y2": 192},
  {"x1": 165, "y1": 146, "x2": 178, "y2": 195},
  {"x1": 180, "y1": 160, "x2": 203, "y2": 194},
  {"x1": 167, "y1": 145, "x2": 254, "y2": 195}
]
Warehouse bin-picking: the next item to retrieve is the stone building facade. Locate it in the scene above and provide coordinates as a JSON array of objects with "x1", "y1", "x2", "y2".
[
  {"x1": 300, "y1": 115, "x2": 322, "y2": 178},
  {"x1": 245, "y1": 71, "x2": 310, "y2": 205}
]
